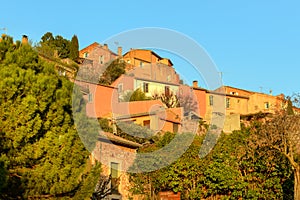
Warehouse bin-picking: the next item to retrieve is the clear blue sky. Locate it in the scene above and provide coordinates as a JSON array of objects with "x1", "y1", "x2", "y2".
[{"x1": 1, "y1": 0, "x2": 299, "y2": 96}]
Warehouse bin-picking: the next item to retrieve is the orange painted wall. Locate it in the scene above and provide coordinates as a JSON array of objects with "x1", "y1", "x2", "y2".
[
  {"x1": 193, "y1": 89, "x2": 207, "y2": 118},
  {"x1": 123, "y1": 49, "x2": 160, "y2": 66},
  {"x1": 83, "y1": 83, "x2": 119, "y2": 118}
]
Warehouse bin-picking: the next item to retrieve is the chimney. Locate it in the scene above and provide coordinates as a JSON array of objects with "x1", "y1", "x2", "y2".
[
  {"x1": 22, "y1": 35, "x2": 28, "y2": 44},
  {"x1": 118, "y1": 46, "x2": 122, "y2": 57},
  {"x1": 103, "y1": 44, "x2": 108, "y2": 50},
  {"x1": 193, "y1": 80, "x2": 198, "y2": 88}
]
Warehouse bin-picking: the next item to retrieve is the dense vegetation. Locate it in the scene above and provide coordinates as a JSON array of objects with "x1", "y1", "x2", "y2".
[
  {"x1": 129, "y1": 119, "x2": 297, "y2": 199},
  {"x1": 36, "y1": 32, "x2": 79, "y2": 62},
  {"x1": 98, "y1": 58, "x2": 126, "y2": 85},
  {"x1": 0, "y1": 35, "x2": 98, "y2": 199}
]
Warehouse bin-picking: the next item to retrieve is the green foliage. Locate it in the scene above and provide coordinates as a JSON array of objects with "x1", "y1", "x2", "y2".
[
  {"x1": 0, "y1": 34, "x2": 17, "y2": 61},
  {"x1": 70, "y1": 35, "x2": 79, "y2": 61},
  {"x1": 116, "y1": 121, "x2": 155, "y2": 144},
  {"x1": 99, "y1": 58, "x2": 125, "y2": 85},
  {"x1": 0, "y1": 159, "x2": 8, "y2": 193},
  {"x1": 73, "y1": 162, "x2": 102, "y2": 200},
  {"x1": 129, "y1": 127, "x2": 292, "y2": 199},
  {"x1": 0, "y1": 36, "x2": 91, "y2": 199},
  {"x1": 122, "y1": 88, "x2": 151, "y2": 102},
  {"x1": 37, "y1": 32, "x2": 76, "y2": 60},
  {"x1": 98, "y1": 118, "x2": 113, "y2": 132}
]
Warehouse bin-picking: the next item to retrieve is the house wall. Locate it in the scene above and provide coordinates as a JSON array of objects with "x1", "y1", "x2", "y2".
[
  {"x1": 79, "y1": 43, "x2": 118, "y2": 78},
  {"x1": 80, "y1": 43, "x2": 118, "y2": 63},
  {"x1": 92, "y1": 140, "x2": 137, "y2": 200},
  {"x1": 248, "y1": 93, "x2": 284, "y2": 114},
  {"x1": 225, "y1": 96, "x2": 249, "y2": 115},
  {"x1": 204, "y1": 92, "x2": 226, "y2": 123},
  {"x1": 160, "y1": 121, "x2": 180, "y2": 133},
  {"x1": 223, "y1": 113, "x2": 241, "y2": 133},
  {"x1": 81, "y1": 82, "x2": 119, "y2": 118},
  {"x1": 123, "y1": 49, "x2": 160, "y2": 66},
  {"x1": 192, "y1": 88, "x2": 207, "y2": 118},
  {"x1": 135, "y1": 79, "x2": 179, "y2": 98},
  {"x1": 223, "y1": 86, "x2": 254, "y2": 97},
  {"x1": 126, "y1": 63, "x2": 180, "y2": 85}
]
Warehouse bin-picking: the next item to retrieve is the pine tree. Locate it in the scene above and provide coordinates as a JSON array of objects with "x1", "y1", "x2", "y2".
[{"x1": 0, "y1": 36, "x2": 93, "y2": 199}]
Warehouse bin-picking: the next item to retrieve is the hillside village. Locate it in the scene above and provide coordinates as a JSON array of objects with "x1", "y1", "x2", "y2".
[
  {"x1": 1, "y1": 33, "x2": 300, "y2": 200},
  {"x1": 72, "y1": 41, "x2": 299, "y2": 199},
  {"x1": 75, "y1": 41, "x2": 298, "y2": 132}
]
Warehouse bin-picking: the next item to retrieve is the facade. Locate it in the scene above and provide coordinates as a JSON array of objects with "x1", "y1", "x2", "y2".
[
  {"x1": 189, "y1": 81, "x2": 207, "y2": 118},
  {"x1": 79, "y1": 42, "x2": 119, "y2": 62},
  {"x1": 221, "y1": 86, "x2": 285, "y2": 115},
  {"x1": 123, "y1": 49, "x2": 173, "y2": 69},
  {"x1": 78, "y1": 42, "x2": 119, "y2": 82},
  {"x1": 200, "y1": 85, "x2": 286, "y2": 132},
  {"x1": 248, "y1": 92, "x2": 285, "y2": 114},
  {"x1": 91, "y1": 131, "x2": 141, "y2": 200},
  {"x1": 123, "y1": 49, "x2": 180, "y2": 85},
  {"x1": 76, "y1": 80, "x2": 183, "y2": 133},
  {"x1": 112, "y1": 74, "x2": 180, "y2": 100}
]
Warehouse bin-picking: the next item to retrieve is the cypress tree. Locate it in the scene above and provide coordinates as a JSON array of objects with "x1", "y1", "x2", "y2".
[{"x1": 70, "y1": 35, "x2": 79, "y2": 61}]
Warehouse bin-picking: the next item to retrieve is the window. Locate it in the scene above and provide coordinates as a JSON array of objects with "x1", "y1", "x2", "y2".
[
  {"x1": 230, "y1": 91, "x2": 239, "y2": 96},
  {"x1": 165, "y1": 86, "x2": 170, "y2": 96},
  {"x1": 226, "y1": 98, "x2": 230, "y2": 109},
  {"x1": 140, "y1": 61, "x2": 143, "y2": 67},
  {"x1": 265, "y1": 102, "x2": 270, "y2": 109},
  {"x1": 209, "y1": 95, "x2": 214, "y2": 106},
  {"x1": 118, "y1": 84, "x2": 123, "y2": 93},
  {"x1": 83, "y1": 52, "x2": 88, "y2": 58},
  {"x1": 99, "y1": 55, "x2": 104, "y2": 64},
  {"x1": 88, "y1": 93, "x2": 93, "y2": 102},
  {"x1": 173, "y1": 123, "x2": 179, "y2": 133},
  {"x1": 143, "y1": 82, "x2": 149, "y2": 93},
  {"x1": 111, "y1": 162, "x2": 119, "y2": 194},
  {"x1": 143, "y1": 120, "x2": 150, "y2": 128}
]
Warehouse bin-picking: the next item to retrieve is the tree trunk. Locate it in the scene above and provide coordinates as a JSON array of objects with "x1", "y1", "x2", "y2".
[{"x1": 294, "y1": 167, "x2": 300, "y2": 200}]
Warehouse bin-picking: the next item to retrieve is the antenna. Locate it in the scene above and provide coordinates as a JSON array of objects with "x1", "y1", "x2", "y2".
[
  {"x1": 218, "y1": 71, "x2": 223, "y2": 81},
  {"x1": 218, "y1": 71, "x2": 228, "y2": 82},
  {"x1": 259, "y1": 86, "x2": 263, "y2": 93}
]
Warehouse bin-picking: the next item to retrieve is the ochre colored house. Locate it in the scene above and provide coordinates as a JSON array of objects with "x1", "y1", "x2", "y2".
[
  {"x1": 220, "y1": 86, "x2": 285, "y2": 115},
  {"x1": 117, "y1": 49, "x2": 181, "y2": 99},
  {"x1": 123, "y1": 49, "x2": 172, "y2": 68}
]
